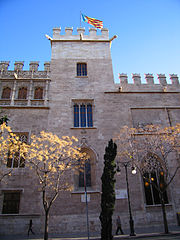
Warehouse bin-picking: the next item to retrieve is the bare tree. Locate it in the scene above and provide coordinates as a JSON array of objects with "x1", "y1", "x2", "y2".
[{"x1": 115, "y1": 124, "x2": 180, "y2": 234}]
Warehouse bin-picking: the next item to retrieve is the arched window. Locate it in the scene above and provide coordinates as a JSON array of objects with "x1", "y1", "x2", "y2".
[
  {"x1": 2, "y1": 87, "x2": 11, "y2": 99},
  {"x1": 7, "y1": 133, "x2": 28, "y2": 168},
  {"x1": 142, "y1": 154, "x2": 169, "y2": 205},
  {"x1": 18, "y1": 87, "x2": 27, "y2": 99},
  {"x1": 34, "y1": 87, "x2": 43, "y2": 99},
  {"x1": 74, "y1": 147, "x2": 96, "y2": 190},
  {"x1": 79, "y1": 159, "x2": 91, "y2": 187}
]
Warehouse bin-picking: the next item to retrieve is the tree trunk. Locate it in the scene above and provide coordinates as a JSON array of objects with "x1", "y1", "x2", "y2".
[
  {"x1": 160, "y1": 192, "x2": 169, "y2": 234},
  {"x1": 44, "y1": 209, "x2": 49, "y2": 240},
  {"x1": 100, "y1": 215, "x2": 113, "y2": 240}
]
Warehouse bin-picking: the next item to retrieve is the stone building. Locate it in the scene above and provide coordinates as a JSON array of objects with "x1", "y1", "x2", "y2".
[{"x1": 0, "y1": 27, "x2": 180, "y2": 236}]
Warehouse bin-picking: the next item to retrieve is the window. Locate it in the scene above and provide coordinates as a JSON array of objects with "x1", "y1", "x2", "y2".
[
  {"x1": 18, "y1": 87, "x2": 27, "y2": 99},
  {"x1": 2, "y1": 191, "x2": 20, "y2": 214},
  {"x1": 77, "y1": 63, "x2": 87, "y2": 76},
  {"x1": 7, "y1": 133, "x2": 28, "y2": 168},
  {"x1": 34, "y1": 87, "x2": 43, "y2": 99},
  {"x1": 73, "y1": 102, "x2": 93, "y2": 128},
  {"x1": 74, "y1": 147, "x2": 96, "y2": 191},
  {"x1": 1, "y1": 87, "x2": 11, "y2": 99},
  {"x1": 143, "y1": 171, "x2": 168, "y2": 205},
  {"x1": 79, "y1": 159, "x2": 91, "y2": 187}
]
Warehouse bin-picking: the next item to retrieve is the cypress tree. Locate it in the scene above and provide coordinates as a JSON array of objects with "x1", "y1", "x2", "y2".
[{"x1": 100, "y1": 139, "x2": 117, "y2": 240}]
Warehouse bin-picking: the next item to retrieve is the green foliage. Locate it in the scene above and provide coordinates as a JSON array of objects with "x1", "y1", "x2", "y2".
[
  {"x1": 100, "y1": 139, "x2": 117, "y2": 240},
  {"x1": 0, "y1": 115, "x2": 9, "y2": 125}
]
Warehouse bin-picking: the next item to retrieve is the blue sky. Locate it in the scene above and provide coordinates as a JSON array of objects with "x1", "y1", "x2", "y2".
[{"x1": 0, "y1": 0, "x2": 180, "y2": 83}]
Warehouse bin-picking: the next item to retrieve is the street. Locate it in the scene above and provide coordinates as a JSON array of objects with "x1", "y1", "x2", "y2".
[
  {"x1": 114, "y1": 233, "x2": 180, "y2": 240},
  {"x1": 131, "y1": 236, "x2": 180, "y2": 240}
]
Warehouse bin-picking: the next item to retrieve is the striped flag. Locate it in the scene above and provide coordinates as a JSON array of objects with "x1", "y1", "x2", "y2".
[{"x1": 81, "y1": 13, "x2": 103, "y2": 29}]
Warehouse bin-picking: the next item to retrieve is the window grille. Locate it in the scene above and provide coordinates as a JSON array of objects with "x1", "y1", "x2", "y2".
[
  {"x1": 77, "y1": 63, "x2": 87, "y2": 76},
  {"x1": 2, "y1": 191, "x2": 20, "y2": 214},
  {"x1": 73, "y1": 103, "x2": 93, "y2": 128}
]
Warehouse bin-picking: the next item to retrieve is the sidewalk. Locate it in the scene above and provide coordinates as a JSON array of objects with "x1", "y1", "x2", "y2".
[
  {"x1": 1, "y1": 232, "x2": 180, "y2": 240},
  {"x1": 1, "y1": 225, "x2": 180, "y2": 240}
]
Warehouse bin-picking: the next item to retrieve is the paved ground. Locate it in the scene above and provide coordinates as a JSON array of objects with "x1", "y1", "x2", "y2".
[
  {"x1": 1, "y1": 225, "x2": 180, "y2": 240},
  {"x1": 138, "y1": 235, "x2": 180, "y2": 240},
  {"x1": 1, "y1": 232, "x2": 180, "y2": 240}
]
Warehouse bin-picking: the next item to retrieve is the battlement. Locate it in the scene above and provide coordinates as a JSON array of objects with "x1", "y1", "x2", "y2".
[
  {"x1": 0, "y1": 61, "x2": 50, "y2": 79},
  {"x1": 116, "y1": 73, "x2": 180, "y2": 92},
  {"x1": 51, "y1": 27, "x2": 110, "y2": 41}
]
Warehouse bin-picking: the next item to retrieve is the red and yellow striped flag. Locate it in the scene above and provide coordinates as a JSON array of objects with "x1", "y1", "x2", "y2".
[{"x1": 81, "y1": 14, "x2": 103, "y2": 29}]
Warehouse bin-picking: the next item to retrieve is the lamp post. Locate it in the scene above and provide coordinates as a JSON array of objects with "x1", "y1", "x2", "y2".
[
  {"x1": 84, "y1": 164, "x2": 90, "y2": 240},
  {"x1": 117, "y1": 161, "x2": 136, "y2": 236}
]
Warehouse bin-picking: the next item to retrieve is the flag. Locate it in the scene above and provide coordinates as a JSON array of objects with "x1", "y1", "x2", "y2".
[{"x1": 81, "y1": 13, "x2": 103, "y2": 29}]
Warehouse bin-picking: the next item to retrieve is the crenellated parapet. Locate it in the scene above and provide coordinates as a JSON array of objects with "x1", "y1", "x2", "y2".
[
  {"x1": 51, "y1": 27, "x2": 111, "y2": 41},
  {"x1": 0, "y1": 61, "x2": 51, "y2": 108},
  {"x1": 117, "y1": 73, "x2": 180, "y2": 92},
  {"x1": 0, "y1": 61, "x2": 51, "y2": 79}
]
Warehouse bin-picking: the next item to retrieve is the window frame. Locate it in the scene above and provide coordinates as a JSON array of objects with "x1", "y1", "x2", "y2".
[
  {"x1": 72, "y1": 100, "x2": 94, "y2": 128},
  {"x1": 78, "y1": 159, "x2": 91, "y2": 188},
  {"x1": 34, "y1": 87, "x2": 44, "y2": 100},
  {"x1": 143, "y1": 171, "x2": 169, "y2": 206},
  {"x1": 74, "y1": 147, "x2": 97, "y2": 191},
  {"x1": 17, "y1": 87, "x2": 28, "y2": 100},
  {"x1": 1, "y1": 87, "x2": 11, "y2": 99},
  {"x1": 77, "y1": 63, "x2": 87, "y2": 77},
  {"x1": 7, "y1": 132, "x2": 28, "y2": 169},
  {"x1": 2, "y1": 191, "x2": 21, "y2": 214}
]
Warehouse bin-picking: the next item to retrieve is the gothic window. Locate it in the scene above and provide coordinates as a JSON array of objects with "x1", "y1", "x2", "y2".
[
  {"x1": 74, "y1": 147, "x2": 96, "y2": 191},
  {"x1": 1, "y1": 87, "x2": 11, "y2": 99},
  {"x1": 18, "y1": 87, "x2": 27, "y2": 99},
  {"x1": 77, "y1": 63, "x2": 87, "y2": 76},
  {"x1": 79, "y1": 159, "x2": 91, "y2": 187},
  {"x1": 7, "y1": 133, "x2": 28, "y2": 168},
  {"x1": 73, "y1": 102, "x2": 93, "y2": 128},
  {"x1": 2, "y1": 191, "x2": 20, "y2": 214},
  {"x1": 143, "y1": 171, "x2": 169, "y2": 205},
  {"x1": 34, "y1": 87, "x2": 43, "y2": 99}
]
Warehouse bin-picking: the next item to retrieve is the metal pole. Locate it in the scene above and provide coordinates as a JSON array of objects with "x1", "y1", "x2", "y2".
[
  {"x1": 124, "y1": 163, "x2": 136, "y2": 236},
  {"x1": 84, "y1": 164, "x2": 90, "y2": 240},
  {"x1": 80, "y1": 11, "x2": 82, "y2": 27}
]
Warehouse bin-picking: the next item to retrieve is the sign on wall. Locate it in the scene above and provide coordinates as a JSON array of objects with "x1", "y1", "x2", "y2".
[
  {"x1": 81, "y1": 194, "x2": 90, "y2": 202},
  {"x1": 115, "y1": 189, "x2": 128, "y2": 199}
]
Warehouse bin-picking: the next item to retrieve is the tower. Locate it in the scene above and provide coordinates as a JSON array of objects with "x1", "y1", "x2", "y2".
[{"x1": 47, "y1": 27, "x2": 117, "y2": 134}]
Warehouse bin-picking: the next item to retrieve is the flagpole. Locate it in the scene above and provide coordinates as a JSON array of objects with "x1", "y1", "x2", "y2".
[{"x1": 80, "y1": 11, "x2": 81, "y2": 27}]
